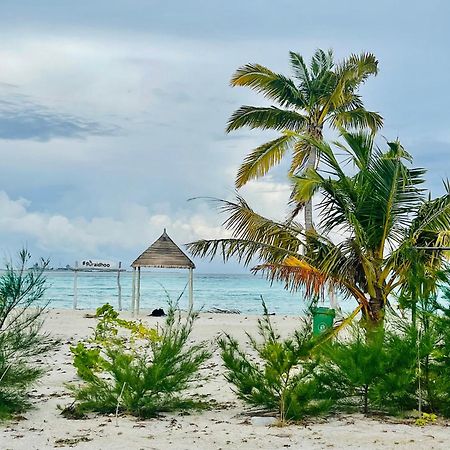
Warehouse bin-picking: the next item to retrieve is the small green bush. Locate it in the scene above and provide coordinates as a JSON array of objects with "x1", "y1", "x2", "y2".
[
  {"x1": 219, "y1": 303, "x2": 332, "y2": 422},
  {"x1": 425, "y1": 291, "x2": 450, "y2": 416},
  {"x1": 415, "y1": 412, "x2": 437, "y2": 426},
  {"x1": 68, "y1": 303, "x2": 211, "y2": 418},
  {"x1": 0, "y1": 250, "x2": 53, "y2": 420},
  {"x1": 316, "y1": 323, "x2": 418, "y2": 415}
]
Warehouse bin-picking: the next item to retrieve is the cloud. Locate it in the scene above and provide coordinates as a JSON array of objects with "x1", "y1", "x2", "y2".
[
  {"x1": 0, "y1": 94, "x2": 118, "y2": 141},
  {"x1": 239, "y1": 178, "x2": 292, "y2": 220},
  {"x1": 0, "y1": 183, "x2": 296, "y2": 270},
  {"x1": 0, "y1": 1, "x2": 449, "y2": 273},
  {"x1": 0, "y1": 190, "x2": 230, "y2": 264}
]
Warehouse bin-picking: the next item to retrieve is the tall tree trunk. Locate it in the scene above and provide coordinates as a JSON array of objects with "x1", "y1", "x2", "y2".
[
  {"x1": 363, "y1": 384, "x2": 369, "y2": 414},
  {"x1": 304, "y1": 124, "x2": 322, "y2": 232},
  {"x1": 362, "y1": 295, "x2": 385, "y2": 330},
  {"x1": 304, "y1": 146, "x2": 316, "y2": 232}
]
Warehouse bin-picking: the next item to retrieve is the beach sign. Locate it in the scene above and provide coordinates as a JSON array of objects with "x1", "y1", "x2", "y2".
[
  {"x1": 72, "y1": 260, "x2": 123, "y2": 310},
  {"x1": 76, "y1": 259, "x2": 120, "y2": 271}
]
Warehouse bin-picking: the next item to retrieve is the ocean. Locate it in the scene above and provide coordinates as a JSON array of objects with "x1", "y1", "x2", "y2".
[{"x1": 38, "y1": 270, "x2": 344, "y2": 315}]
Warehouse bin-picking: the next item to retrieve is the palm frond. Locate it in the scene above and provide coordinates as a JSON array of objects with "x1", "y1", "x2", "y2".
[
  {"x1": 299, "y1": 135, "x2": 347, "y2": 179},
  {"x1": 255, "y1": 247, "x2": 370, "y2": 311},
  {"x1": 319, "y1": 52, "x2": 381, "y2": 125},
  {"x1": 190, "y1": 195, "x2": 302, "y2": 249},
  {"x1": 187, "y1": 196, "x2": 305, "y2": 266},
  {"x1": 357, "y1": 144, "x2": 426, "y2": 251},
  {"x1": 409, "y1": 190, "x2": 450, "y2": 242},
  {"x1": 334, "y1": 128, "x2": 374, "y2": 170},
  {"x1": 330, "y1": 108, "x2": 383, "y2": 133},
  {"x1": 310, "y1": 49, "x2": 334, "y2": 76},
  {"x1": 289, "y1": 52, "x2": 311, "y2": 89},
  {"x1": 219, "y1": 195, "x2": 303, "y2": 246},
  {"x1": 187, "y1": 238, "x2": 297, "y2": 267},
  {"x1": 338, "y1": 52, "x2": 379, "y2": 87},
  {"x1": 230, "y1": 63, "x2": 305, "y2": 108},
  {"x1": 290, "y1": 168, "x2": 324, "y2": 205},
  {"x1": 255, "y1": 256, "x2": 331, "y2": 298},
  {"x1": 289, "y1": 138, "x2": 310, "y2": 175},
  {"x1": 235, "y1": 132, "x2": 296, "y2": 188},
  {"x1": 227, "y1": 106, "x2": 307, "y2": 133}
]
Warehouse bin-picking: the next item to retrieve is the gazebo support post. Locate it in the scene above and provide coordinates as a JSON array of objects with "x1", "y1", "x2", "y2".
[
  {"x1": 117, "y1": 261, "x2": 122, "y2": 311},
  {"x1": 131, "y1": 267, "x2": 136, "y2": 316},
  {"x1": 188, "y1": 267, "x2": 194, "y2": 310},
  {"x1": 73, "y1": 261, "x2": 79, "y2": 309},
  {"x1": 136, "y1": 266, "x2": 141, "y2": 315}
]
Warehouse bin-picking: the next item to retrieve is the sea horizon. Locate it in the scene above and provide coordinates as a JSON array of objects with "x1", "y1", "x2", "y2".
[{"x1": 28, "y1": 270, "x2": 344, "y2": 315}]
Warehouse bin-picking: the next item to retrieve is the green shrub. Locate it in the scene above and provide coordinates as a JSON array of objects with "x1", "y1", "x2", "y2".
[
  {"x1": 68, "y1": 303, "x2": 211, "y2": 418},
  {"x1": 425, "y1": 291, "x2": 450, "y2": 416},
  {"x1": 219, "y1": 302, "x2": 332, "y2": 422},
  {"x1": 0, "y1": 250, "x2": 53, "y2": 420},
  {"x1": 414, "y1": 412, "x2": 437, "y2": 426},
  {"x1": 316, "y1": 323, "x2": 419, "y2": 415},
  {"x1": 395, "y1": 283, "x2": 450, "y2": 417}
]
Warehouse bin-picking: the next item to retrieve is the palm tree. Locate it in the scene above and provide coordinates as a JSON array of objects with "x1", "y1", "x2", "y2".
[
  {"x1": 188, "y1": 131, "x2": 450, "y2": 327},
  {"x1": 227, "y1": 49, "x2": 383, "y2": 231}
]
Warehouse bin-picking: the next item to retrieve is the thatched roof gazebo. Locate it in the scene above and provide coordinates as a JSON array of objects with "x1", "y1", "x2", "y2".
[{"x1": 130, "y1": 229, "x2": 195, "y2": 315}]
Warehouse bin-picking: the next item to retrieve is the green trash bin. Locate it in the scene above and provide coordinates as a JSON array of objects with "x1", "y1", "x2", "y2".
[{"x1": 312, "y1": 307, "x2": 335, "y2": 335}]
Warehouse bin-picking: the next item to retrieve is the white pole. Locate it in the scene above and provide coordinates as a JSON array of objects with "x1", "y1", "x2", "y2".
[
  {"x1": 188, "y1": 267, "x2": 194, "y2": 310},
  {"x1": 329, "y1": 288, "x2": 337, "y2": 310},
  {"x1": 418, "y1": 327, "x2": 422, "y2": 415},
  {"x1": 136, "y1": 267, "x2": 141, "y2": 315},
  {"x1": 73, "y1": 261, "x2": 78, "y2": 309},
  {"x1": 117, "y1": 262, "x2": 122, "y2": 311},
  {"x1": 131, "y1": 267, "x2": 136, "y2": 316}
]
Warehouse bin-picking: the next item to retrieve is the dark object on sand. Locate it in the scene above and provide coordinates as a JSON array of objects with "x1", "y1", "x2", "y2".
[{"x1": 150, "y1": 308, "x2": 166, "y2": 317}]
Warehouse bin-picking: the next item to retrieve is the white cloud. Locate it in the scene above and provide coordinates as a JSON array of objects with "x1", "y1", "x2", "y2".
[
  {"x1": 1, "y1": 4, "x2": 449, "y2": 272},
  {"x1": 0, "y1": 191, "x2": 229, "y2": 259},
  {"x1": 239, "y1": 178, "x2": 292, "y2": 220}
]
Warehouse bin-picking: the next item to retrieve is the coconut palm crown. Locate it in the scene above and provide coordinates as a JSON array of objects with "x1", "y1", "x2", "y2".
[
  {"x1": 227, "y1": 49, "x2": 383, "y2": 230},
  {"x1": 188, "y1": 131, "x2": 450, "y2": 326}
]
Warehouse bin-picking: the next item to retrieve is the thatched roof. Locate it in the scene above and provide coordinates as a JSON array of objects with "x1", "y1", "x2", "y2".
[{"x1": 131, "y1": 229, "x2": 195, "y2": 269}]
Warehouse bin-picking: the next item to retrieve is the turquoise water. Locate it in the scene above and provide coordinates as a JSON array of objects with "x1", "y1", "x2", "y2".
[{"x1": 38, "y1": 270, "x2": 343, "y2": 315}]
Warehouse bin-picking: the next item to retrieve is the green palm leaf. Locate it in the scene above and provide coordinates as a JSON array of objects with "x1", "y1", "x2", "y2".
[
  {"x1": 226, "y1": 106, "x2": 307, "y2": 132},
  {"x1": 289, "y1": 52, "x2": 311, "y2": 88},
  {"x1": 235, "y1": 132, "x2": 296, "y2": 188},
  {"x1": 230, "y1": 63, "x2": 305, "y2": 108},
  {"x1": 187, "y1": 195, "x2": 304, "y2": 265},
  {"x1": 331, "y1": 108, "x2": 383, "y2": 132}
]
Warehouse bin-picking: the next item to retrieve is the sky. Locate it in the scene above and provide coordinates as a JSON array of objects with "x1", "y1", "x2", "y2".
[{"x1": 0, "y1": 0, "x2": 449, "y2": 272}]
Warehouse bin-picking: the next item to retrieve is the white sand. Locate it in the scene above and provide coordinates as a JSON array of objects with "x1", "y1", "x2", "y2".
[{"x1": 1, "y1": 309, "x2": 449, "y2": 450}]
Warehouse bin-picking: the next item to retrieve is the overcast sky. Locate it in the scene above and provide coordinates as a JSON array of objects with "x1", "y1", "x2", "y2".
[{"x1": 0, "y1": 1, "x2": 449, "y2": 272}]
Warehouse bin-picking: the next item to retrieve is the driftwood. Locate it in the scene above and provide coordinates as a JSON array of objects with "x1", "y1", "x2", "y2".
[{"x1": 206, "y1": 307, "x2": 241, "y2": 314}]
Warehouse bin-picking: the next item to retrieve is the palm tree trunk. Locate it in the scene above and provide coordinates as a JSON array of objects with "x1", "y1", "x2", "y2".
[
  {"x1": 304, "y1": 124, "x2": 322, "y2": 231},
  {"x1": 304, "y1": 146, "x2": 316, "y2": 232},
  {"x1": 363, "y1": 296, "x2": 385, "y2": 328}
]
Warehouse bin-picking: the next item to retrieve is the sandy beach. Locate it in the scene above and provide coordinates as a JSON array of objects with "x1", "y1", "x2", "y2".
[{"x1": 0, "y1": 309, "x2": 448, "y2": 450}]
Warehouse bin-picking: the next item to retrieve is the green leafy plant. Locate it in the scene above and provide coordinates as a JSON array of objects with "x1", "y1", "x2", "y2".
[
  {"x1": 316, "y1": 322, "x2": 419, "y2": 415},
  {"x1": 219, "y1": 302, "x2": 332, "y2": 423},
  {"x1": 414, "y1": 412, "x2": 437, "y2": 426},
  {"x1": 423, "y1": 287, "x2": 450, "y2": 417},
  {"x1": 395, "y1": 272, "x2": 450, "y2": 418},
  {"x1": 0, "y1": 250, "x2": 54, "y2": 420},
  {"x1": 68, "y1": 303, "x2": 211, "y2": 418}
]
